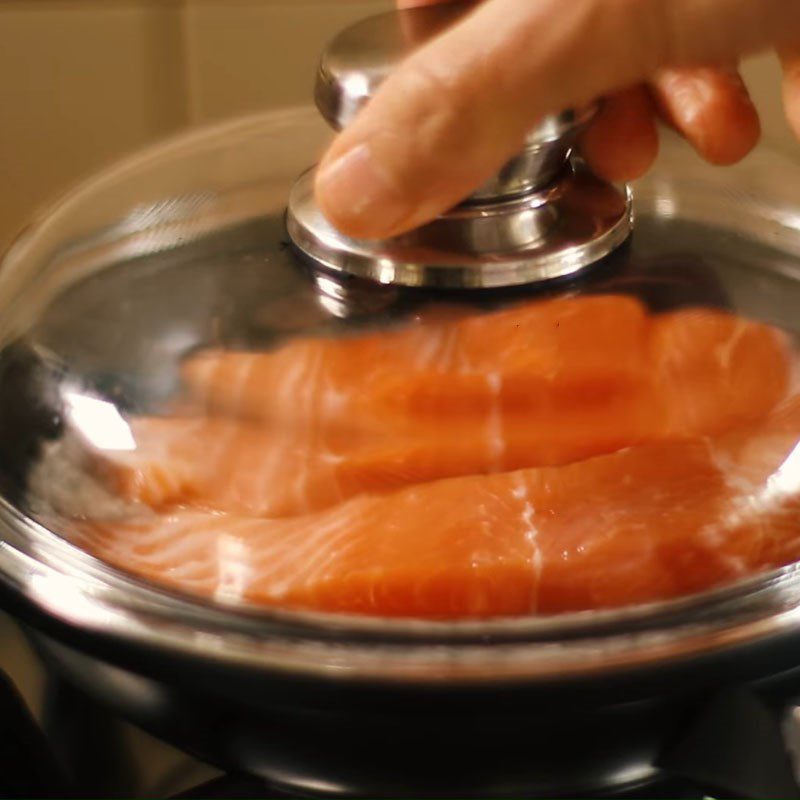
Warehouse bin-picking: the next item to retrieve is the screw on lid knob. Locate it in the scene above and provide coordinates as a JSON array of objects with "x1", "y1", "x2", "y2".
[
  {"x1": 314, "y1": 2, "x2": 598, "y2": 203},
  {"x1": 286, "y1": 3, "x2": 632, "y2": 289}
]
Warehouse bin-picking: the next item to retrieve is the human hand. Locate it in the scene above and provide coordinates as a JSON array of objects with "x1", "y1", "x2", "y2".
[{"x1": 315, "y1": 0, "x2": 800, "y2": 241}]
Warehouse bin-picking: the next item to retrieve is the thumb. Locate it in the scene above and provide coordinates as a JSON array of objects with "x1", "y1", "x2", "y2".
[{"x1": 315, "y1": 0, "x2": 800, "y2": 240}]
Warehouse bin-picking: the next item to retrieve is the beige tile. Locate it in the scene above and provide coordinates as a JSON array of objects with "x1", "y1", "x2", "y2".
[
  {"x1": 0, "y1": 1, "x2": 189, "y2": 249},
  {"x1": 183, "y1": 0, "x2": 389, "y2": 123}
]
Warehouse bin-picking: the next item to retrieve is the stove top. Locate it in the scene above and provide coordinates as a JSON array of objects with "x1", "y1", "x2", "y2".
[{"x1": 1, "y1": 612, "x2": 799, "y2": 799}]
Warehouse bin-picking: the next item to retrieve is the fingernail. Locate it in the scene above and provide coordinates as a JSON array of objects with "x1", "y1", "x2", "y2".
[{"x1": 316, "y1": 144, "x2": 409, "y2": 237}]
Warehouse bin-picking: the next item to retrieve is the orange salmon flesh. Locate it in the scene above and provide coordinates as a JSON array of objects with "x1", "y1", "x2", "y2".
[{"x1": 64, "y1": 294, "x2": 800, "y2": 619}]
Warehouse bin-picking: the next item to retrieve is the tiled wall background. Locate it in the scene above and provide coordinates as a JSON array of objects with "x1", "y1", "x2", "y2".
[{"x1": 0, "y1": 0, "x2": 794, "y2": 249}]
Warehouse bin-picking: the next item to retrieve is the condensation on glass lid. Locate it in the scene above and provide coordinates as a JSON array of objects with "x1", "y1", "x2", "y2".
[{"x1": 26, "y1": 281, "x2": 800, "y2": 621}]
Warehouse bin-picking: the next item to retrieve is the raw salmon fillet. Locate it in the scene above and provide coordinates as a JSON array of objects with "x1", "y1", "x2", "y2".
[
  {"x1": 73, "y1": 399, "x2": 800, "y2": 617},
  {"x1": 181, "y1": 296, "x2": 789, "y2": 440},
  {"x1": 61, "y1": 294, "x2": 800, "y2": 619},
  {"x1": 87, "y1": 416, "x2": 514, "y2": 517},
  {"x1": 181, "y1": 295, "x2": 654, "y2": 429},
  {"x1": 86, "y1": 297, "x2": 790, "y2": 518},
  {"x1": 86, "y1": 413, "x2": 660, "y2": 517}
]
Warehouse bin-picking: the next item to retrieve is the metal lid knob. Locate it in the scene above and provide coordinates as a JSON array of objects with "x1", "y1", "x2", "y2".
[
  {"x1": 286, "y1": 3, "x2": 633, "y2": 289},
  {"x1": 315, "y1": 3, "x2": 597, "y2": 202}
]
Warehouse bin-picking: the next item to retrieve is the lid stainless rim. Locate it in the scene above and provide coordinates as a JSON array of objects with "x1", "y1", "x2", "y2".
[
  {"x1": 289, "y1": 4, "x2": 623, "y2": 289},
  {"x1": 4, "y1": 496, "x2": 800, "y2": 685}
]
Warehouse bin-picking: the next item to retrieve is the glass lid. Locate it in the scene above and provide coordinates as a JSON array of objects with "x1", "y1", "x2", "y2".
[{"x1": 2, "y1": 100, "x2": 800, "y2": 635}]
